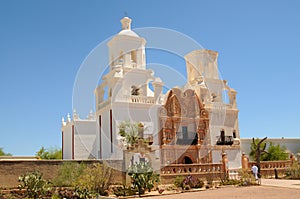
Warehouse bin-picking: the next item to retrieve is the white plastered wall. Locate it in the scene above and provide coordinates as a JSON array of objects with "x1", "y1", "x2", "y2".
[
  {"x1": 62, "y1": 124, "x2": 72, "y2": 159},
  {"x1": 212, "y1": 149, "x2": 242, "y2": 169},
  {"x1": 73, "y1": 120, "x2": 97, "y2": 159}
]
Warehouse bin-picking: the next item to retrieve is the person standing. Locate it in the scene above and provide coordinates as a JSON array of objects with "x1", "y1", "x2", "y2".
[{"x1": 251, "y1": 165, "x2": 259, "y2": 180}]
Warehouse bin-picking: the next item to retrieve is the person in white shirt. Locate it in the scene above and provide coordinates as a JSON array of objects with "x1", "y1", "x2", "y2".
[{"x1": 251, "y1": 165, "x2": 259, "y2": 180}]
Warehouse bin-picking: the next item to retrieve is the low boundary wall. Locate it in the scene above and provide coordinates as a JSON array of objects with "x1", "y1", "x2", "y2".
[{"x1": 0, "y1": 160, "x2": 124, "y2": 188}]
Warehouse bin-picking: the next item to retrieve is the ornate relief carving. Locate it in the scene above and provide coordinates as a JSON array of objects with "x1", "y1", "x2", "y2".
[
  {"x1": 172, "y1": 96, "x2": 181, "y2": 116},
  {"x1": 160, "y1": 88, "x2": 210, "y2": 152}
]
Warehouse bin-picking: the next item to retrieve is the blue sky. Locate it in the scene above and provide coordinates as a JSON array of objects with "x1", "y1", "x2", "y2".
[{"x1": 1, "y1": 0, "x2": 299, "y2": 155}]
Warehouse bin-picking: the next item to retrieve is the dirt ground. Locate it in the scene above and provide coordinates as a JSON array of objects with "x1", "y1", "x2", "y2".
[{"x1": 141, "y1": 186, "x2": 300, "y2": 199}]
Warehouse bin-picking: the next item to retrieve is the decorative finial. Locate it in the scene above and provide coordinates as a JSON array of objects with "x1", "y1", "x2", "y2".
[
  {"x1": 67, "y1": 113, "x2": 71, "y2": 123},
  {"x1": 121, "y1": 16, "x2": 132, "y2": 30},
  {"x1": 61, "y1": 117, "x2": 66, "y2": 126},
  {"x1": 73, "y1": 109, "x2": 79, "y2": 120},
  {"x1": 87, "y1": 109, "x2": 95, "y2": 120},
  {"x1": 124, "y1": 11, "x2": 128, "y2": 17}
]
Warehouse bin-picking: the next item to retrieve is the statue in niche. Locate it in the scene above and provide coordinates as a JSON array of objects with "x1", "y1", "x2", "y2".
[
  {"x1": 165, "y1": 120, "x2": 172, "y2": 129},
  {"x1": 211, "y1": 93, "x2": 217, "y2": 102},
  {"x1": 131, "y1": 85, "x2": 140, "y2": 95}
]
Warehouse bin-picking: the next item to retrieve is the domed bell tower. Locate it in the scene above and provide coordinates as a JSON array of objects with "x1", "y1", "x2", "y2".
[{"x1": 107, "y1": 17, "x2": 147, "y2": 71}]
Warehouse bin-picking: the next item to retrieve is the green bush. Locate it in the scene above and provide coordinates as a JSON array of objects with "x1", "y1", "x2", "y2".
[
  {"x1": 195, "y1": 178, "x2": 205, "y2": 188},
  {"x1": 127, "y1": 161, "x2": 160, "y2": 196},
  {"x1": 118, "y1": 121, "x2": 140, "y2": 146},
  {"x1": 74, "y1": 187, "x2": 95, "y2": 199},
  {"x1": 113, "y1": 185, "x2": 137, "y2": 197},
  {"x1": 238, "y1": 169, "x2": 256, "y2": 186},
  {"x1": 174, "y1": 175, "x2": 185, "y2": 188},
  {"x1": 263, "y1": 142, "x2": 289, "y2": 161},
  {"x1": 220, "y1": 179, "x2": 241, "y2": 186},
  {"x1": 53, "y1": 162, "x2": 113, "y2": 197},
  {"x1": 286, "y1": 162, "x2": 300, "y2": 179},
  {"x1": 18, "y1": 171, "x2": 50, "y2": 199},
  {"x1": 52, "y1": 162, "x2": 86, "y2": 187},
  {"x1": 74, "y1": 162, "x2": 113, "y2": 196},
  {"x1": 174, "y1": 175, "x2": 204, "y2": 189}
]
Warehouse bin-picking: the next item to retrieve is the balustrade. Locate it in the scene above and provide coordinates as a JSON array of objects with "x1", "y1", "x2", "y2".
[
  {"x1": 248, "y1": 160, "x2": 292, "y2": 178},
  {"x1": 131, "y1": 95, "x2": 155, "y2": 104},
  {"x1": 161, "y1": 163, "x2": 223, "y2": 175}
]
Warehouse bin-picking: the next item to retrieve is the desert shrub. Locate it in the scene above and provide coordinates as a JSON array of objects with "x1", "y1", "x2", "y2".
[
  {"x1": 164, "y1": 184, "x2": 177, "y2": 191},
  {"x1": 205, "y1": 174, "x2": 214, "y2": 186},
  {"x1": 195, "y1": 178, "x2": 205, "y2": 188},
  {"x1": 238, "y1": 169, "x2": 256, "y2": 186},
  {"x1": 74, "y1": 162, "x2": 113, "y2": 196},
  {"x1": 174, "y1": 175, "x2": 185, "y2": 188},
  {"x1": 220, "y1": 179, "x2": 241, "y2": 186},
  {"x1": 18, "y1": 171, "x2": 51, "y2": 199},
  {"x1": 183, "y1": 175, "x2": 204, "y2": 188},
  {"x1": 74, "y1": 187, "x2": 95, "y2": 199},
  {"x1": 174, "y1": 175, "x2": 204, "y2": 189},
  {"x1": 113, "y1": 185, "x2": 137, "y2": 197},
  {"x1": 53, "y1": 162, "x2": 113, "y2": 198},
  {"x1": 53, "y1": 187, "x2": 78, "y2": 199},
  {"x1": 286, "y1": 162, "x2": 300, "y2": 179},
  {"x1": 53, "y1": 162, "x2": 86, "y2": 187}
]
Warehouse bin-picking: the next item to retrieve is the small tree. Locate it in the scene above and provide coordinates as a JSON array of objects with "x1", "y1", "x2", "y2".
[
  {"x1": 263, "y1": 142, "x2": 289, "y2": 161},
  {"x1": 18, "y1": 171, "x2": 50, "y2": 199},
  {"x1": 127, "y1": 161, "x2": 159, "y2": 196},
  {"x1": 118, "y1": 121, "x2": 142, "y2": 146},
  {"x1": 0, "y1": 147, "x2": 12, "y2": 156},
  {"x1": 249, "y1": 137, "x2": 268, "y2": 161},
  {"x1": 250, "y1": 137, "x2": 268, "y2": 175},
  {"x1": 36, "y1": 146, "x2": 62, "y2": 159}
]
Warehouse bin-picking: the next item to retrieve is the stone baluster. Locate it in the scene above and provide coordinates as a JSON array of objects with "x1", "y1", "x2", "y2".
[
  {"x1": 222, "y1": 152, "x2": 229, "y2": 178},
  {"x1": 241, "y1": 152, "x2": 249, "y2": 170}
]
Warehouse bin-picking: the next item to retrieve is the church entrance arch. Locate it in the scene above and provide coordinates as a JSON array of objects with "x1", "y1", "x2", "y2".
[{"x1": 183, "y1": 156, "x2": 193, "y2": 164}]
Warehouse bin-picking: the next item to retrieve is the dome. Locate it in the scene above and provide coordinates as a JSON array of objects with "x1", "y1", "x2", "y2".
[
  {"x1": 118, "y1": 29, "x2": 139, "y2": 38},
  {"x1": 118, "y1": 17, "x2": 140, "y2": 38}
]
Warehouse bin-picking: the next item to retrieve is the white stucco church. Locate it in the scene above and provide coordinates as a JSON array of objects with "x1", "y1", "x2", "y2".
[{"x1": 61, "y1": 17, "x2": 242, "y2": 170}]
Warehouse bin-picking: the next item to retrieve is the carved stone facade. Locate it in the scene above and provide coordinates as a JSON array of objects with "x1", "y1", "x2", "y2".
[{"x1": 159, "y1": 88, "x2": 212, "y2": 165}]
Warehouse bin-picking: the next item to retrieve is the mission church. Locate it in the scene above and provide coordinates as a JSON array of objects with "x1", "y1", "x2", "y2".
[{"x1": 61, "y1": 17, "x2": 242, "y2": 170}]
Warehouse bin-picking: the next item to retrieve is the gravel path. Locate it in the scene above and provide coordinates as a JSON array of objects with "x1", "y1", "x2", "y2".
[{"x1": 141, "y1": 186, "x2": 300, "y2": 199}]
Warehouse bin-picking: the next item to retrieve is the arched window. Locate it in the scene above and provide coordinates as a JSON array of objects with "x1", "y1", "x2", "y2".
[
  {"x1": 233, "y1": 130, "x2": 237, "y2": 138},
  {"x1": 131, "y1": 50, "x2": 137, "y2": 64},
  {"x1": 131, "y1": 85, "x2": 140, "y2": 95},
  {"x1": 220, "y1": 129, "x2": 225, "y2": 143},
  {"x1": 119, "y1": 50, "x2": 124, "y2": 65}
]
